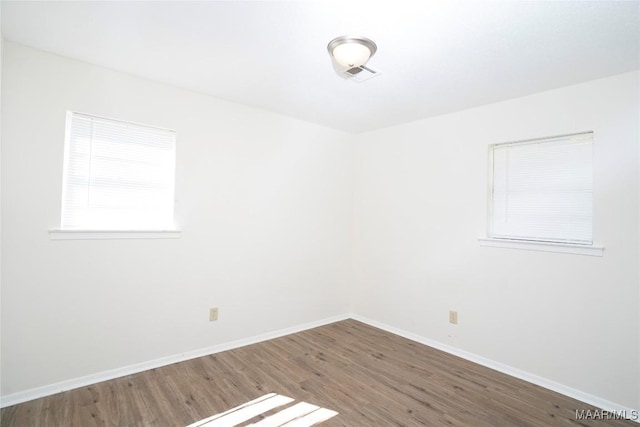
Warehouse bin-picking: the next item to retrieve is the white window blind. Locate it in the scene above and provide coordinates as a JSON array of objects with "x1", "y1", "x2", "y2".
[
  {"x1": 489, "y1": 132, "x2": 593, "y2": 245},
  {"x1": 61, "y1": 112, "x2": 176, "y2": 230}
]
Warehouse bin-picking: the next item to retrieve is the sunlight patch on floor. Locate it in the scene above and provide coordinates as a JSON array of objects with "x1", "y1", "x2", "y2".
[{"x1": 187, "y1": 393, "x2": 338, "y2": 427}]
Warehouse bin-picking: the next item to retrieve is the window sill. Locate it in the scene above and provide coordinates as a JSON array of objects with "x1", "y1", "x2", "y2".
[
  {"x1": 49, "y1": 229, "x2": 181, "y2": 240},
  {"x1": 478, "y1": 238, "x2": 604, "y2": 257}
]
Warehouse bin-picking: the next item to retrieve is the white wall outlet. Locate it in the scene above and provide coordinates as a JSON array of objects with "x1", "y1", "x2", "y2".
[
  {"x1": 209, "y1": 307, "x2": 219, "y2": 321},
  {"x1": 449, "y1": 310, "x2": 458, "y2": 325}
]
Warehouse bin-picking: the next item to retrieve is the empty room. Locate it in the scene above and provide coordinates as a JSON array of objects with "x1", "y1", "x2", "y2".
[{"x1": 1, "y1": 1, "x2": 639, "y2": 426}]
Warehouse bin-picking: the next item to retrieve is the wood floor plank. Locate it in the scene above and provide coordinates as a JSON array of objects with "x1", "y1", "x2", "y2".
[{"x1": 1, "y1": 319, "x2": 635, "y2": 426}]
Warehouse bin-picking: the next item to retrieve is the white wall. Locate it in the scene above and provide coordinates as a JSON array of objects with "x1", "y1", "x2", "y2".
[
  {"x1": 0, "y1": 2, "x2": 4, "y2": 402},
  {"x1": 0, "y1": 42, "x2": 354, "y2": 396},
  {"x1": 353, "y1": 71, "x2": 640, "y2": 409}
]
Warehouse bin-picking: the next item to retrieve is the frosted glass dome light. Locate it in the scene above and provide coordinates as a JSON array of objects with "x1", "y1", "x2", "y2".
[{"x1": 327, "y1": 36, "x2": 377, "y2": 69}]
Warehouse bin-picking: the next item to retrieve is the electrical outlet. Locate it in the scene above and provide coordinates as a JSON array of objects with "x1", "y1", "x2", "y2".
[
  {"x1": 449, "y1": 310, "x2": 458, "y2": 325},
  {"x1": 209, "y1": 307, "x2": 219, "y2": 321}
]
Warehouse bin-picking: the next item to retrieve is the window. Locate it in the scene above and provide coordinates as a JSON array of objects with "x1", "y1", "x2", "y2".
[
  {"x1": 482, "y1": 132, "x2": 601, "y2": 255},
  {"x1": 58, "y1": 112, "x2": 177, "y2": 233}
]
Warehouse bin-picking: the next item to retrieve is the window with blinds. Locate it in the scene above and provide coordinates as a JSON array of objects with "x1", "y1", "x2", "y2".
[
  {"x1": 488, "y1": 132, "x2": 593, "y2": 245},
  {"x1": 61, "y1": 112, "x2": 176, "y2": 230}
]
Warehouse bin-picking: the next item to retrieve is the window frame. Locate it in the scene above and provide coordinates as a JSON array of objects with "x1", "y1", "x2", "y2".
[
  {"x1": 50, "y1": 111, "x2": 181, "y2": 240},
  {"x1": 480, "y1": 132, "x2": 603, "y2": 256}
]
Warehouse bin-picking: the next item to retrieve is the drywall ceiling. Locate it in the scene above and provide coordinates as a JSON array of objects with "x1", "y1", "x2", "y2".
[{"x1": 2, "y1": 1, "x2": 639, "y2": 133}]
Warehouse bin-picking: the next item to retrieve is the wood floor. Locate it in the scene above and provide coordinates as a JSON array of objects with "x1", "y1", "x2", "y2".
[{"x1": 1, "y1": 319, "x2": 634, "y2": 426}]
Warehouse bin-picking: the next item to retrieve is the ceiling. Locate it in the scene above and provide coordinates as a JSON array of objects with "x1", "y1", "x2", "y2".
[{"x1": 2, "y1": 1, "x2": 639, "y2": 133}]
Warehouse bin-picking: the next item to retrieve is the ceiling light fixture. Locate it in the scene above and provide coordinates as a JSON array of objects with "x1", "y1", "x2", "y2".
[{"x1": 327, "y1": 35, "x2": 377, "y2": 70}]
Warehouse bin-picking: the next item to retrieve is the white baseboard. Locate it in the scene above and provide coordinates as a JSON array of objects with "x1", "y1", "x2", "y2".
[
  {"x1": 350, "y1": 314, "x2": 639, "y2": 423},
  {"x1": 3, "y1": 312, "x2": 638, "y2": 424},
  {"x1": 0, "y1": 313, "x2": 350, "y2": 408}
]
